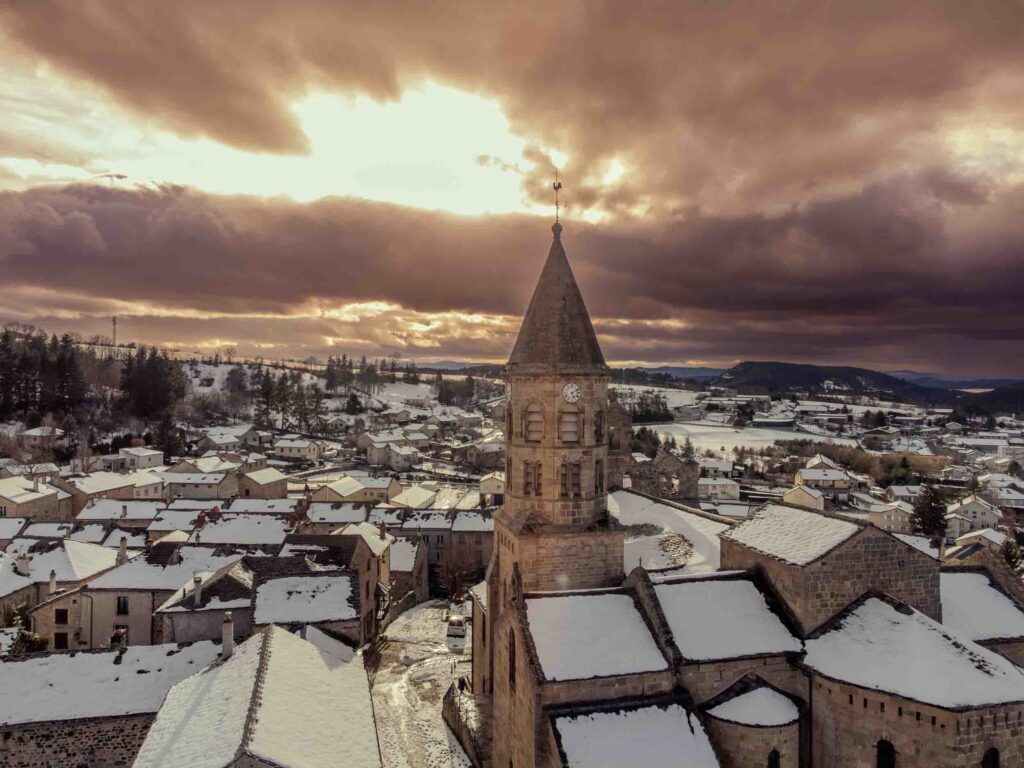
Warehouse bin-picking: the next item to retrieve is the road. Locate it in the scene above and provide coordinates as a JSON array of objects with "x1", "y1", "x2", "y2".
[{"x1": 370, "y1": 601, "x2": 474, "y2": 768}]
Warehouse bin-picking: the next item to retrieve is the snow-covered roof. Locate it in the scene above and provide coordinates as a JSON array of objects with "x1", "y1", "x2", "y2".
[
  {"x1": 0, "y1": 517, "x2": 26, "y2": 540},
  {"x1": 133, "y1": 628, "x2": 381, "y2": 768},
  {"x1": 22, "y1": 522, "x2": 72, "y2": 539},
  {"x1": 88, "y1": 547, "x2": 241, "y2": 591},
  {"x1": 161, "y1": 472, "x2": 229, "y2": 485},
  {"x1": 892, "y1": 533, "x2": 940, "y2": 560},
  {"x1": 77, "y1": 499, "x2": 164, "y2": 522},
  {"x1": 168, "y1": 499, "x2": 222, "y2": 510},
  {"x1": 525, "y1": 592, "x2": 667, "y2": 681},
  {"x1": 337, "y1": 522, "x2": 392, "y2": 557},
  {"x1": 706, "y1": 687, "x2": 799, "y2": 726},
  {"x1": 121, "y1": 446, "x2": 163, "y2": 457},
  {"x1": 941, "y1": 572, "x2": 1024, "y2": 642},
  {"x1": 190, "y1": 514, "x2": 290, "y2": 546},
  {"x1": 308, "y1": 503, "x2": 367, "y2": 525},
  {"x1": 69, "y1": 523, "x2": 107, "y2": 544},
  {"x1": 225, "y1": 498, "x2": 297, "y2": 515},
  {"x1": 721, "y1": 504, "x2": 860, "y2": 566},
  {"x1": 956, "y1": 528, "x2": 1007, "y2": 547},
  {"x1": 391, "y1": 486, "x2": 437, "y2": 509},
  {"x1": 64, "y1": 471, "x2": 135, "y2": 495},
  {"x1": 797, "y1": 468, "x2": 849, "y2": 482},
  {"x1": 451, "y1": 511, "x2": 494, "y2": 532},
  {"x1": 0, "y1": 475, "x2": 57, "y2": 504},
  {"x1": 242, "y1": 467, "x2": 288, "y2": 485},
  {"x1": 102, "y1": 528, "x2": 147, "y2": 549},
  {"x1": 254, "y1": 573, "x2": 358, "y2": 625},
  {"x1": 0, "y1": 539, "x2": 120, "y2": 598},
  {"x1": 389, "y1": 538, "x2": 419, "y2": 572},
  {"x1": 0, "y1": 642, "x2": 218, "y2": 726},
  {"x1": 401, "y1": 511, "x2": 453, "y2": 531},
  {"x1": 553, "y1": 703, "x2": 719, "y2": 768},
  {"x1": 654, "y1": 577, "x2": 801, "y2": 661},
  {"x1": 147, "y1": 509, "x2": 202, "y2": 533},
  {"x1": 803, "y1": 597, "x2": 1024, "y2": 708}
]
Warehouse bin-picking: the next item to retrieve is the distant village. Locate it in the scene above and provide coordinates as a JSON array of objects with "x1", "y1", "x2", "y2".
[{"x1": 0, "y1": 309, "x2": 1022, "y2": 767}]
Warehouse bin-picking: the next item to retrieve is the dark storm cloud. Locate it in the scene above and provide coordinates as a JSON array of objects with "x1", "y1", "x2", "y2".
[
  {"x1": 3, "y1": 1, "x2": 1024, "y2": 214},
  {"x1": 1, "y1": 172, "x2": 1022, "y2": 375}
]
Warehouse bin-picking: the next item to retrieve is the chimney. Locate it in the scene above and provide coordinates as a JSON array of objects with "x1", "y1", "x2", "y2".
[
  {"x1": 121, "y1": 504, "x2": 128, "y2": 519},
  {"x1": 14, "y1": 553, "x2": 30, "y2": 577},
  {"x1": 117, "y1": 536, "x2": 129, "y2": 565},
  {"x1": 49, "y1": 569, "x2": 57, "y2": 594},
  {"x1": 379, "y1": 522, "x2": 387, "y2": 540},
  {"x1": 221, "y1": 612, "x2": 234, "y2": 658},
  {"x1": 33, "y1": 476, "x2": 40, "y2": 492},
  {"x1": 192, "y1": 575, "x2": 203, "y2": 607}
]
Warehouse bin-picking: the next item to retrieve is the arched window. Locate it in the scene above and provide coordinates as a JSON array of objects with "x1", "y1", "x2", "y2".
[
  {"x1": 594, "y1": 410, "x2": 605, "y2": 441},
  {"x1": 767, "y1": 749, "x2": 780, "y2": 768},
  {"x1": 877, "y1": 739, "x2": 896, "y2": 768},
  {"x1": 983, "y1": 748, "x2": 1000, "y2": 768},
  {"x1": 560, "y1": 463, "x2": 582, "y2": 498},
  {"x1": 508, "y1": 630, "x2": 516, "y2": 689},
  {"x1": 524, "y1": 404, "x2": 544, "y2": 442},
  {"x1": 559, "y1": 410, "x2": 580, "y2": 444}
]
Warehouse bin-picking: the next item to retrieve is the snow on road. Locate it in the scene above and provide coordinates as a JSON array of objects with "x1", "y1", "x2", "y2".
[{"x1": 370, "y1": 602, "x2": 473, "y2": 768}]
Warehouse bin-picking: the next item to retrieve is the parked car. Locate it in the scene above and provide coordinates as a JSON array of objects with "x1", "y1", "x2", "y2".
[{"x1": 447, "y1": 615, "x2": 467, "y2": 638}]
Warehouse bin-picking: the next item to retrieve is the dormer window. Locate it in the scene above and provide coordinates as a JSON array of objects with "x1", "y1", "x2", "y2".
[{"x1": 559, "y1": 410, "x2": 580, "y2": 444}]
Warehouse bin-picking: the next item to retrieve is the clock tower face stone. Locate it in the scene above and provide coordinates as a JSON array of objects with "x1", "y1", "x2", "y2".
[{"x1": 561, "y1": 382, "x2": 582, "y2": 403}]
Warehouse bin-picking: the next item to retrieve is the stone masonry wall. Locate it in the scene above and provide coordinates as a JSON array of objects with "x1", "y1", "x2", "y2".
[
  {"x1": 540, "y1": 670, "x2": 675, "y2": 709},
  {"x1": 705, "y1": 716, "x2": 799, "y2": 768},
  {"x1": 681, "y1": 656, "x2": 807, "y2": 705},
  {"x1": 491, "y1": 605, "x2": 543, "y2": 768},
  {"x1": 721, "y1": 526, "x2": 940, "y2": 635},
  {"x1": 1, "y1": 714, "x2": 153, "y2": 768},
  {"x1": 986, "y1": 639, "x2": 1024, "y2": 667}
]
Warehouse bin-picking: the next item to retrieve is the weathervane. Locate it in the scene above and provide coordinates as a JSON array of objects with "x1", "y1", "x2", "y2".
[{"x1": 553, "y1": 170, "x2": 563, "y2": 222}]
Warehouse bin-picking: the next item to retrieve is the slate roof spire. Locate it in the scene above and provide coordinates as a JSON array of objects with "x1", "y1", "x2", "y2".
[{"x1": 507, "y1": 222, "x2": 607, "y2": 374}]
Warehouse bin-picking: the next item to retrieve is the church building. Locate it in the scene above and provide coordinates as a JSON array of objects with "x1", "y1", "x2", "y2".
[{"x1": 459, "y1": 220, "x2": 1024, "y2": 768}]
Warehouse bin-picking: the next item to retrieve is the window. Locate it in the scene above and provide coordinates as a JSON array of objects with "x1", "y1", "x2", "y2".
[
  {"x1": 523, "y1": 462, "x2": 542, "y2": 497},
  {"x1": 0, "y1": 504, "x2": 6, "y2": 517},
  {"x1": 876, "y1": 739, "x2": 896, "y2": 768},
  {"x1": 53, "y1": 632, "x2": 68, "y2": 650},
  {"x1": 559, "y1": 410, "x2": 580, "y2": 444},
  {"x1": 508, "y1": 630, "x2": 516, "y2": 689},
  {"x1": 54, "y1": 608, "x2": 68, "y2": 625},
  {"x1": 506, "y1": 409, "x2": 513, "y2": 437},
  {"x1": 983, "y1": 748, "x2": 1000, "y2": 768},
  {"x1": 116, "y1": 596, "x2": 130, "y2": 615},
  {"x1": 594, "y1": 410, "x2": 605, "y2": 441},
  {"x1": 560, "y1": 463, "x2": 581, "y2": 499},
  {"x1": 524, "y1": 404, "x2": 544, "y2": 442},
  {"x1": 767, "y1": 750, "x2": 780, "y2": 768},
  {"x1": 595, "y1": 459, "x2": 605, "y2": 495}
]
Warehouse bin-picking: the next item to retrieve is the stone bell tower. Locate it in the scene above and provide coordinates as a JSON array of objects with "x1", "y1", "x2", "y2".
[{"x1": 487, "y1": 220, "x2": 625, "y2": 625}]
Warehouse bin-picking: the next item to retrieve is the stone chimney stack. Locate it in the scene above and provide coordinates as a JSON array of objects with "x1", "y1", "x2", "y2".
[
  {"x1": 221, "y1": 612, "x2": 234, "y2": 658},
  {"x1": 121, "y1": 504, "x2": 128, "y2": 519},
  {"x1": 192, "y1": 575, "x2": 203, "y2": 608},
  {"x1": 49, "y1": 569, "x2": 57, "y2": 594},
  {"x1": 117, "y1": 536, "x2": 129, "y2": 565},
  {"x1": 14, "y1": 553, "x2": 30, "y2": 577},
  {"x1": 32, "y1": 476, "x2": 40, "y2": 493},
  {"x1": 379, "y1": 522, "x2": 387, "y2": 540}
]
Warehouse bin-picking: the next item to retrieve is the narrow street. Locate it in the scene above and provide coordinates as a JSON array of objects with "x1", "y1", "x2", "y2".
[{"x1": 370, "y1": 601, "x2": 474, "y2": 768}]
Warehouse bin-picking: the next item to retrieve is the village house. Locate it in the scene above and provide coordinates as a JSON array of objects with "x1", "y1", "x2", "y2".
[
  {"x1": 53, "y1": 471, "x2": 139, "y2": 515},
  {"x1": 189, "y1": 512, "x2": 291, "y2": 553},
  {"x1": 867, "y1": 500, "x2": 915, "y2": 533},
  {"x1": 793, "y1": 467, "x2": 853, "y2": 501},
  {"x1": 302, "y1": 502, "x2": 369, "y2": 534},
  {"x1": 273, "y1": 436, "x2": 321, "y2": 461},
  {"x1": 390, "y1": 536, "x2": 429, "y2": 605},
  {"x1": 0, "y1": 475, "x2": 65, "y2": 519},
  {"x1": 387, "y1": 442, "x2": 420, "y2": 471},
  {"x1": 155, "y1": 558, "x2": 257, "y2": 643},
  {"x1": 782, "y1": 484, "x2": 825, "y2": 510},
  {"x1": 450, "y1": 510, "x2": 494, "y2": 576},
  {"x1": 237, "y1": 466, "x2": 289, "y2": 498},
  {"x1": 0, "y1": 640, "x2": 220, "y2": 768},
  {"x1": 119, "y1": 446, "x2": 164, "y2": 470},
  {"x1": 698, "y1": 476, "x2": 741, "y2": 502},
  {"x1": 30, "y1": 546, "x2": 239, "y2": 649},
  {"x1": 18, "y1": 425, "x2": 64, "y2": 447},
  {"x1": 947, "y1": 494, "x2": 1004, "y2": 532},
  {"x1": 312, "y1": 475, "x2": 401, "y2": 504},
  {"x1": 162, "y1": 471, "x2": 238, "y2": 501}
]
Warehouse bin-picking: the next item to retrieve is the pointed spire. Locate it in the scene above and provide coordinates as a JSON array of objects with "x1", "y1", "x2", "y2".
[{"x1": 507, "y1": 223, "x2": 607, "y2": 374}]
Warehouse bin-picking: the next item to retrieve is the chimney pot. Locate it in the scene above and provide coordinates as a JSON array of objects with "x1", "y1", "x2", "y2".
[
  {"x1": 49, "y1": 568, "x2": 57, "y2": 594},
  {"x1": 221, "y1": 612, "x2": 234, "y2": 658},
  {"x1": 117, "y1": 536, "x2": 129, "y2": 565},
  {"x1": 15, "y1": 553, "x2": 30, "y2": 577},
  {"x1": 192, "y1": 574, "x2": 203, "y2": 607}
]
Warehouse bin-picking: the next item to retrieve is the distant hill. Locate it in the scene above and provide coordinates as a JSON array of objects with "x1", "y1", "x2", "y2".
[
  {"x1": 959, "y1": 384, "x2": 1024, "y2": 414},
  {"x1": 712, "y1": 361, "x2": 947, "y2": 403},
  {"x1": 887, "y1": 369, "x2": 1024, "y2": 390},
  {"x1": 635, "y1": 365, "x2": 725, "y2": 381}
]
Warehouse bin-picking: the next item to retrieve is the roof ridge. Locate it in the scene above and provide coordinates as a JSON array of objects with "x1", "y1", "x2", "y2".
[{"x1": 239, "y1": 626, "x2": 274, "y2": 759}]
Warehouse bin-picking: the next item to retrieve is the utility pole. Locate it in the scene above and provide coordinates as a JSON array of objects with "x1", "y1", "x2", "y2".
[{"x1": 112, "y1": 316, "x2": 117, "y2": 348}]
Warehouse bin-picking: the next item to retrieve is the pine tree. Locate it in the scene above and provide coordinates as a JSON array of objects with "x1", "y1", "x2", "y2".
[
  {"x1": 1002, "y1": 540, "x2": 1022, "y2": 570},
  {"x1": 154, "y1": 409, "x2": 184, "y2": 459},
  {"x1": 911, "y1": 484, "x2": 947, "y2": 545}
]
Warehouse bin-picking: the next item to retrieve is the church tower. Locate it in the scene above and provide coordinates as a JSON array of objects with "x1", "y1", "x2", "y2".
[{"x1": 487, "y1": 220, "x2": 625, "y2": 634}]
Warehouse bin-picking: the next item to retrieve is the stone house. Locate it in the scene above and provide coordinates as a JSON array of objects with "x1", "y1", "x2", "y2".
[
  {"x1": 698, "y1": 477, "x2": 741, "y2": 502},
  {"x1": 237, "y1": 466, "x2": 288, "y2": 498},
  {"x1": 450, "y1": 510, "x2": 495, "y2": 576},
  {"x1": 162, "y1": 472, "x2": 238, "y2": 501},
  {"x1": 793, "y1": 468, "x2": 853, "y2": 501},
  {"x1": 868, "y1": 500, "x2": 914, "y2": 533},
  {"x1": 391, "y1": 537, "x2": 429, "y2": 605},
  {"x1": 946, "y1": 494, "x2": 1003, "y2": 531},
  {"x1": 119, "y1": 446, "x2": 164, "y2": 470},
  {"x1": 302, "y1": 502, "x2": 370, "y2": 534},
  {"x1": 311, "y1": 475, "x2": 401, "y2": 504},
  {"x1": 273, "y1": 437, "x2": 321, "y2": 461},
  {"x1": 0, "y1": 475, "x2": 63, "y2": 520},
  {"x1": 783, "y1": 484, "x2": 825, "y2": 510},
  {"x1": 155, "y1": 558, "x2": 256, "y2": 643},
  {"x1": 626, "y1": 450, "x2": 700, "y2": 501},
  {"x1": 0, "y1": 641, "x2": 219, "y2": 768},
  {"x1": 252, "y1": 570, "x2": 362, "y2": 642}
]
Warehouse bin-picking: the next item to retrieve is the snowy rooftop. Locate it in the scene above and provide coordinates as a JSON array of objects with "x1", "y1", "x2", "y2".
[
  {"x1": 803, "y1": 597, "x2": 1024, "y2": 708},
  {"x1": 0, "y1": 539, "x2": 119, "y2": 598},
  {"x1": 168, "y1": 499, "x2": 223, "y2": 510},
  {"x1": 451, "y1": 511, "x2": 494, "y2": 532},
  {"x1": 242, "y1": 467, "x2": 288, "y2": 485},
  {"x1": 940, "y1": 572, "x2": 1024, "y2": 642},
  {"x1": 88, "y1": 547, "x2": 240, "y2": 591},
  {"x1": 391, "y1": 486, "x2": 438, "y2": 509},
  {"x1": 706, "y1": 687, "x2": 799, "y2": 726},
  {"x1": 308, "y1": 503, "x2": 368, "y2": 525},
  {"x1": 401, "y1": 511, "x2": 453, "y2": 531},
  {"x1": 77, "y1": 499, "x2": 164, "y2": 522},
  {"x1": 189, "y1": 514, "x2": 290, "y2": 546},
  {"x1": 389, "y1": 538, "x2": 419, "y2": 572},
  {"x1": 0, "y1": 642, "x2": 218, "y2": 726},
  {"x1": 254, "y1": 573, "x2": 358, "y2": 625},
  {"x1": 22, "y1": 522, "x2": 73, "y2": 539},
  {"x1": 892, "y1": 533, "x2": 941, "y2": 560},
  {"x1": 133, "y1": 628, "x2": 380, "y2": 768},
  {"x1": 608, "y1": 491, "x2": 728, "y2": 574},
  {"x1": 553, "y1": 703, "x2": 719, "y2": 768},
  {"x1": 654, "y1": 577, "x2": 801, "y2": 661},
  {"x1": 525, "y1": 592, "x2": 667, "y2": 681},
  {"x1": 721, "y1": 504, "x2": 860, "y2": 566},
  {"x1": 0, "y1": 517, "x2": 26, "y2": 540},
  {"x1": 225, "y1": 498, "x2": 297, "y2": 515},
  {"x1": 147, "y1": 509, "x2": 201, "y2": 532}
]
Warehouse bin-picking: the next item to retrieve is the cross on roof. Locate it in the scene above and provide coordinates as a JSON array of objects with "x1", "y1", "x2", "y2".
[{"x1": 553, "y1": 170, "x2": 563, "y2": 222}]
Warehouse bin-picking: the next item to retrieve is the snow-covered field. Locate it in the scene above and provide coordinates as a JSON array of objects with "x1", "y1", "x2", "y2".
[
  {"x1": 647, "y1": 422, "x2": 857, "y2": 455},
  {"x1": 612, "y1": 384, "x2": 699, "y2": 409},
  {"x1": 370, "y1": 602, "x2": 472, "y2": 768}
]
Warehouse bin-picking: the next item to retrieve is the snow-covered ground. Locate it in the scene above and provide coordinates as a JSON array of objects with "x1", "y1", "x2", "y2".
[
  {"x1": 611, "y1": 384, "x2": 699, "y2": 409},
  {"x1": 370, "y1": 602, "x2": 472, "y2": 768},
  {"x1": 647, "y1": 422, "x2": 857, "y2": 455}
]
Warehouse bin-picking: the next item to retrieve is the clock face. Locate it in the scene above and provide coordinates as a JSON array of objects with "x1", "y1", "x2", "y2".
[{"x1": 561, "y1": 382, "x2": 582, "y2": 403}]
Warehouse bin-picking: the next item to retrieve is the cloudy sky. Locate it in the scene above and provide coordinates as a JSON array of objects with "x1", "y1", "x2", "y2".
[{"x1": 1, "y1": 2, "x2": 1023, "y2": 376}]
